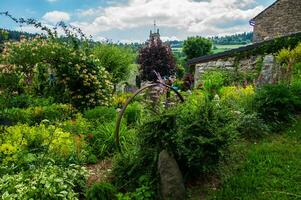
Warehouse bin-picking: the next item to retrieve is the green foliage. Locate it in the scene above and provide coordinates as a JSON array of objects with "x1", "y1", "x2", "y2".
[
  {"x1": 0, "y1": 164, "x2": 88, "y2": 199},
  {"x1": 276, "y1": 43, "x2": 301, "y2": 82},
  {"x1": 0, "y1": 104, "x2": 75, "y2": 125},
  {"x1": 0, "y1": 38, "x2": 113, "y2": 109},
  {"x1": 0, "y1": 124, "x2": 87, "y2": 168},
  {"x1": 201, "y1": 70, "x2": 225, "y2": 97},
  {"x1": 84, "y1": 106, "x2": 117, "y2": 123},
  {"x1": 176, "y1": 64, "x2": 185, "y2": 79},
  {"x1": 219, "y1": 85, "x2": 255, "y2": 112},
  {"x1": 124, "y1": 102, "x2": 143, "y2": 127},
  {"x1": 210, "y1": 32, "x2": 253, "y2": 45},
  {"x1": 237, "y1": 113, "x2": 270, "y2": 139},
  {"x1": 87, "y1": 122, "x2": 136, "y2": 159},
  {"x1": 254, "y1": 84, "x2": 299, "y2": 130},
  {"x1": 93, "y1": 44, "x2": 136, "y2": 86},
  {"x1": 113, "y1": 93, "x2": 237, "y2": 194},
  {"x1": 183, "y1": 36, "x2": 212, "y2": 60},
  {"x1": 59, "y1": 113, "x2": 92, "y2": 135},
  {"x1": 86, "y1": 182, "x2": 117, "y2": 200},
  {"x1": 233, "y1": 32, "x2": 301, "y2": 61}
]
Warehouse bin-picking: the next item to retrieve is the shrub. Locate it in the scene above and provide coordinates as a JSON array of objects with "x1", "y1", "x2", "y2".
[
  {"x1": 237, "y1": 113, "x2": 270, "y2": 139},
  {"x1": 60, "y1": 113, "x2": 92, "y2": 135},
  {"x1": 0, "y1": 164, "x2": 88, "y2": 199},
  {"x1": 113, "y1": 93, "x2": 237, "y2": 194},
  {"x1": 0, "y1": 38, "x2": 114, "y2": 109},
  {"x1": 254, "y1": 84, "x2": 297, "y2": 129},
  {"x1": 124, "y1": 102, "x2": 143, "y2": 127},
  {"x1": 0, "y1": 124, "x2": 87, "y2": 167},
  {"x1": 219, "y1": 85, "x2": 255, "y2": 112},
  {"x1": 0, "y1": 104, "x2": 75, "y2": 125},
  {"x1": 88, "y1": 122, "x2": 136, "y2": 159},
  {"x1": 86, "y1": 182, "x2": 117, "y2": 200},
  {"x1": 201, "y1": 70, "x2": 225, "y2": 97},
  {"x1": 174, "y1": 99, "x2": 238, "y2": 174},
  {"x1": 84, "y1": 106, "x2": 116, "y2": 123}
]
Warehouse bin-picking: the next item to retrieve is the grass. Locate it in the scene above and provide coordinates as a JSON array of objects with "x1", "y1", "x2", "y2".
[{"x1": 188, "y1": 119, "x2": 301, "y2": 200}]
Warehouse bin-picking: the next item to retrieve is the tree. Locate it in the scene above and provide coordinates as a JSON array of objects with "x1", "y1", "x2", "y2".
[
  {"x1": 183, "y1": 36, "x2": 212, "y2": 60},
  {"x1": 138, "y1": 36, "x2": 176, "y2": 81},
  {"x1": 93, "y1": 44, "x2": 136, "y2": 87}
]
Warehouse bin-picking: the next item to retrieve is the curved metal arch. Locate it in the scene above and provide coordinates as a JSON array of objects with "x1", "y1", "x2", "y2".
[{"x1": 114, "y1": 82, "x2": 184, "y2": 152}]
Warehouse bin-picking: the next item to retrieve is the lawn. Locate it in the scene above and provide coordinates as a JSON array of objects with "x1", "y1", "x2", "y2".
[{"x1": 189, "y1": 119, "x2": 301, "y2": 200}]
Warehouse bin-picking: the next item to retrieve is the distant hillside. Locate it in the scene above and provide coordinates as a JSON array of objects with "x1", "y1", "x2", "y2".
[
  {"x1": 0, "y1": 28, "x2": 37, "y2": 43},
  {"x1": 210, "y1": 32, "x2": 253, "y2": 45},
  {"x1": 166, "y1": 32, "x2": 253, "y2": 49}
]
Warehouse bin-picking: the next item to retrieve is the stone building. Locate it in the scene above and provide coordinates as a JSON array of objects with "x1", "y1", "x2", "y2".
[{"x1": 250, "y1": 0, "x2": 301, "y2": 43}]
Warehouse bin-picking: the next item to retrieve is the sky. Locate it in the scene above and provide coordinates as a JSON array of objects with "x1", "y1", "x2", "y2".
[{"x1": 0, "y1": 0, "x2": 275, "y2": 43}]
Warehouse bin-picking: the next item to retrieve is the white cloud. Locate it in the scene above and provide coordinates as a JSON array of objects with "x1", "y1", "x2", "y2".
[
  {"x1": 72, "y1": 0, "x2": 264, "y2": 38},
  {"x1": 47, "y1": 0, "x2": 59, "y2": 2},
  {"x1": 161, "y1": 36, "x2": 179, "y2": 41},
  {"x1": 42, "y1": 11, "x2": 70, "y2": 24}
]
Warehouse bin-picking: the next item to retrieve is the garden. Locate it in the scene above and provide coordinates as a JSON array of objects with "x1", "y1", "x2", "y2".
[{"x1": 1, "y1": 14, "x2": 301, "y2": 200}]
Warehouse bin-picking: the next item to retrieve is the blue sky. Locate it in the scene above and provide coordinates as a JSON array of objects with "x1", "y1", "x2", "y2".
[{"x1": 0, "y1": 0, "x2": 275, "y2": 42}]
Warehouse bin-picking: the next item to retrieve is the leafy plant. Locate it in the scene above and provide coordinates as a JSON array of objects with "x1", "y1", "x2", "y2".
[
  {"x1": 0, "y1": 124, "x2": 87, "y2": 167},
  {"x1": 0, "y1": 103, "x2": 75, "y2": 125},
  {"x1": 219, "y1": 85, "x2": 255, "y2": 112},
  {"x1": 201, "y1": 70, "x2": 225, "y2": 97},
  {"x1": 237, "y1": 113, "x2": 270, "y2": 139},
  {"x1": 93, "y1": 44, "x2": 136, "y2": 89},
  {"x1": 124, "y1": 102, "x2": 143, "y2": 127},
  {"x1": 0, "y1": 164, "x2": 88, "y2": 199},
  {"x1": 254, "y1": 84, "x2": 298, "y2": 130},
  {"x1": 86, "y1": 182, "x2": 117, "y2": 200},
  {"x1": 84, "y1": 106, "x2": 117, "y2": 124}
]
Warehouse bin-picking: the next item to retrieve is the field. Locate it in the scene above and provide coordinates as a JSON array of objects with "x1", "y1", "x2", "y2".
[
  {"x1": 172, "y1": 44, "x2": 250, "y2": 57},
  {"x1": 212, "y1": 44, "x2": 248, "y2": 54}
]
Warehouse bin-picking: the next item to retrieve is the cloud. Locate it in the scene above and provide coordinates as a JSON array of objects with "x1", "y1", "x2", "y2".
[
  {"x1": 161, "y1": 36, "x2": 179, "y2": 41},
  {"x1": 72, "y1": 0, "x2": 264, "y2": 39},
  {"x1": 42, "y1": 11, "x2": 70, "y2": 24},
  {"x1": 47, "y1": 0, "x2": 59, "y2": 2}
]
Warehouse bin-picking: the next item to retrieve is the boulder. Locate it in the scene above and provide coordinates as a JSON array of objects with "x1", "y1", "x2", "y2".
[{"x1": 158, "y1": 150, "x2": 185, "y2": 200}]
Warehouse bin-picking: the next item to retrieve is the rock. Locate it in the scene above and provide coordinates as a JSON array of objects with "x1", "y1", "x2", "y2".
[{"x1": 158, "y1": 150, "x2": 185, "y2": 200}]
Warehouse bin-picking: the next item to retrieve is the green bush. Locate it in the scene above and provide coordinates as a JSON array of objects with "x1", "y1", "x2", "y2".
[
  {"x1": 86, "y1": 182, "x2": 117, "y2": 200},
  {"x1": 1, "y1": 38, "x2": 114, "y2": 109},
  {"x1": 219, "y1": 85, "x2": 255, "y2": 113},
  {"x1": 237, "y1": 113, "x2": 270, "y2": 139},
  {"x1": 124, "y1": 102, "x2": 143, "y2": 127},
  {"x1": 0, "y1": 124, "x2": 87, "y2": 168},
  {"x1": 84, "y1": 106, "x2": 116, "y2": 123},
  {"x1": 0, "y1": 104, "x2": 75, "y2": 125},
  {"x1": 0, "y1": 164, "x2": 88, "y2": 199},
  {"x1": 88, "y1": 122, "x2": 136, "y2": 159},
  {"x1": 113, "y1": 93, "x2": 237, "y2": 194},
  {"x1": 254, "y1": 84, "x2": 298, "y2": 129},
  {"x1": 201, "y1": 70, "x2": 225, "y2": 98},
  {"x1": 60, "y1": 113, "x2": 92, "y2": 135}
]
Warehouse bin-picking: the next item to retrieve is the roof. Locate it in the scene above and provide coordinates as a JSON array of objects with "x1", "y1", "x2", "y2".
[{"x1": 251, "y1": 0, "x2": 280, "y2": 21}]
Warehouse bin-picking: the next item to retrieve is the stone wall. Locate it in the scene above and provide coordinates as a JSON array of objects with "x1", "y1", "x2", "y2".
[
  {"x1": 253, "y1": 0, "x2": 301, "y2": 42},
  {"x1": 194, "y1": 54, "x2": 279, "y2": 87}
]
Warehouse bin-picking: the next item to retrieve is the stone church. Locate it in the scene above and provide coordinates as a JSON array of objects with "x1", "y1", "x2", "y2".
[{"x1": 250, "y1": 0, "x2": 301, "y2": 42}]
